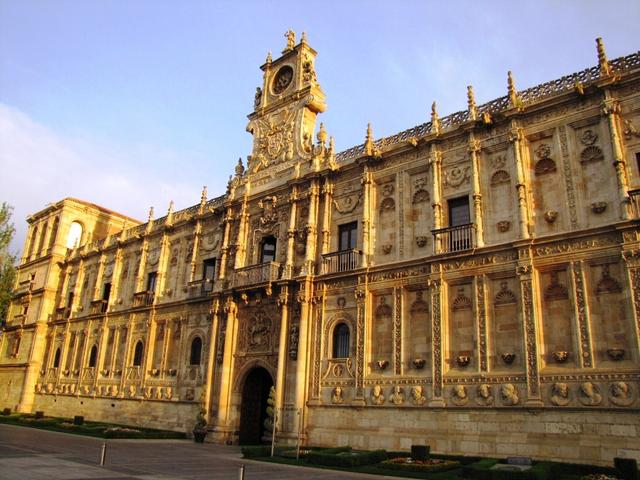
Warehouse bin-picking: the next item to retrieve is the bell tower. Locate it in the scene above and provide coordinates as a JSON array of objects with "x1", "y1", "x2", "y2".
[{"x1": 246, "y1": 30, "x2": 326, "y2": 175}]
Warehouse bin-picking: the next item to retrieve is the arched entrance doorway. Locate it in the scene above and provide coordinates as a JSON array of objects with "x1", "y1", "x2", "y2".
[{"x1": 238, "y1": 367, "x2": 273, "y2": 445}]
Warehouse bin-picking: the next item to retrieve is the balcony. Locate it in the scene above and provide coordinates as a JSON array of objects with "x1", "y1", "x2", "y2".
[
  {"x1": 432, "y1": 223, "x2": 476, "y2": 254},
  {"x1": 187, "y1": 279, "x2": 214, "y2": 298},
  {"x1": 55, "y1": 307, "x2": 71, "y2": 321},
  {"x1": 232, "y1": 262, "x2": 280, "y2": 288},
  {"x1": 321, "y1": 249, "x2": 361, "y2": 274},
  {"x1": 90, "y1": 299, "x2": 108, "y2": 315},
  {"x1": 133, "y1": 291, "x2": 154, "y2": 308},
  {"x1": 630, "y1": 189, "x2": 640, "y2": 218}
]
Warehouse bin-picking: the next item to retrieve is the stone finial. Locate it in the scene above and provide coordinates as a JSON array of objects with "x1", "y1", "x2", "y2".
[
  {"x1": 235, "y1": 157, "x2": 245, "y2": 177},
  {"x1": 301, "y1": 31, "x2": 308, "y2": 45},
  {"x1": 467, "y1": 85, "x2": 477, "y2": 121},
  {"x1": 317, "y1": 122, "x2": 328, "y2": 146},
  {"x1": 200, "y1": 186, "x2": 208, "y2": 205},
  {"x1": 147, "y1": 206, "x2": 154, "y2": 222},
  {"x1": 596, "y1": 37, "x2": 611, "y2": 76},
  {"x1": 364, "y1": 123, "x2": 374, "y2": 156},
  {"x1": 329, "y1": 136, "x2": 335, "y2": 156},
  {"x1": 166, "y1": 200, "x2": 174, "y2": 224},
  {"x1": 266, "y1": 51, "x2": 273, "y2": 65},
  {"x1": 431, "y1": 101, "x2": 441, "y2": 135},
  {"x1": 284, "y1": 29, "x2": 296, "y2": 52},
  {"x1": 507, "y1": 71, "x2": 518, "y2": 107}
]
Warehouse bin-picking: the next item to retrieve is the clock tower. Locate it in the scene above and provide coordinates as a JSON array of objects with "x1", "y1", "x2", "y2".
[{"x1": 246, "y1": 30, "x2": 327, "y2": 176}]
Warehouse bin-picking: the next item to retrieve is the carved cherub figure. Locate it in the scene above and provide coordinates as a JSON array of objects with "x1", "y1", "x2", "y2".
[
  {"x1": 389, "y1": 385, "x2": 405, "y2": 405},
  {"x1": 331, "y1": 386, "x2": 344, "y2": 404},
  {"x1": 451, "y1": 385, "x2": 468, "y2": 406},
  {"x1": 370, "y1": 384, "x2": 385, "y2": 405},
  {"x1": 476, "y1": 384, "x2": 494, "y2": 406},
  {"x1": 411, "y1": 385, "x2": 426, "y2": 406},
  {"x1": 500, "y1": 383, "x2": 519, "y2": 406},
  {"x1": 579, "y1": 382, "x2": 602, "y2": 406},
  {"x1": 551, "y1": 382, "x2": 570, "y2": 406},
  {"x1": 609, "y1": 381, "x2": 633, "y2": 407}
]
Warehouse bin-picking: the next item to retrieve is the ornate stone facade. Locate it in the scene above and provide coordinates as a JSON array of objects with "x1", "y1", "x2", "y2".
[{"x1": 1, "y1": 34, "x2": 640, "y2": 465}]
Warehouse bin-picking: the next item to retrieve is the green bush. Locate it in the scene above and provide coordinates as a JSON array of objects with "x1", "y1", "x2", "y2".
[
  {"x1": 463, "y1": 459, "x2": 554, "y2": 480},
  {"x1": 379, "y1": 457, "x2": 460, "y2": 473},
  {"x1": 305, "y1": 448, "x2": 387, "y2": 467},
  {"x1": 241, "y1": 445, "x2": 273, "y2": 458}
]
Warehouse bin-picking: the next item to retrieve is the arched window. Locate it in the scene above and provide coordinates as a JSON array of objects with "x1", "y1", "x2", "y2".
[
  {"x1": 132, "y1": 341, "x2": 144, "y2": 366},
  {"x1": 332, "y1": 323, "x2": 350, "y2": 358},
  {"x1": 37, "y1": 221, "x2": 48, "y2": 255},
  {"x1": 66, "y1": 221, "x2": 83, "y2": 249},
  {"x1": 260, "y1": 236, "x2": 277, "y2": 263},
  {"x1": 53, "y1": 347, "x2": 61, "y2": 368},
  {"x1": 27, "y1": 225, "x2": 38, "y2": 258},
  {"x1": 88, "y1": 345, "x2": 98, "y2": 367},
  {"x1": 48, "y1": 217, "x2": 60, "y2": 250},
  {"x1": 189, "y1": 336, "x2": 203, "y2": 365}
]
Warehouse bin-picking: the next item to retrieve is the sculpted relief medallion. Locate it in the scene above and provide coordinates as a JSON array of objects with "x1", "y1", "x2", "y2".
[{"x1": 272, "y1": 65, "x2": 294, "y2": 95}]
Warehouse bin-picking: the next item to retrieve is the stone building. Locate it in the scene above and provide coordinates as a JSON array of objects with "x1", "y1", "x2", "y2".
[{"x1": 1, "y1": 33, "x2": 640, "y2": 465}]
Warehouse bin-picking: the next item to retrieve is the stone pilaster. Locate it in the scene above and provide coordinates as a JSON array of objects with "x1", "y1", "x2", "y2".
[
  {"x1": 393, "y1": 287, "x2": 402, "y2": 375},
  {"x1": 320, "y1": 179, "x2": 334, "y2": 255},
  {"x1": 17, "y1": 321, "x2": 48, "y2": 412},
  {"x1": 352, "y1": 286, "x2": 367, "y2": 406},
  {"x1": 570, "y1": 261, "x2": 594, "y2": 368},
  {"x1": 218, "y1": 207, "x2": 234, "y2": 281},
  {"x1": 215, "y1": 297, "x2": 238, "y2": 440},
  {"x1": 284, "y1": 187, "x2": 298, "y2": 279},
  {"x1": 303, "y1": 180, "x2": 320, "y2": 275},
  {"x1": 360, "y1": 169, "x2": 373, "y2": 268},
  {"x1": 234, "y1": 194, "x2": 250, "y2": 269},
  {"x1": 430, "y1": 144, "x2": 443, "y2": 254},
  {"x1": 274, "y1": 287, "x2": 291, "y2": 432},
  {"x1": 469, "y1": 133, "x2": 484, "y2": 247},
  {"x1": 475, "y1": 275, "x2": 488, "y2": 372},
  {"x1": 622, "y1": 249, "x2": 640, "y2": 353},
  {"x1": 509, "y1": 124, "x2": 531, "y2": 239},
  {"x1": 602, "y1": 96, "x2": 631, "y2": 219},
  {"x1": 429, "y1": 277, "x2": 445, "y2": 407},
  {"x1": 203, "y1": 297, "x2": 221, "y2": 424}
]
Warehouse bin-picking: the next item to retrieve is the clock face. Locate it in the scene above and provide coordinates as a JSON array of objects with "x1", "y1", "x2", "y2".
[{"x1": 272, "y1": 66, "x2": 294, "y2": 95}]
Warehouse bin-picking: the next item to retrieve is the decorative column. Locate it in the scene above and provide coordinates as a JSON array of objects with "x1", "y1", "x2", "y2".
[
  {"x1": 309, "y1": 285, "x2": 326, "y2": 403},
  {"x1": 352, "y1": 286, "x2": 367, "y2": 406},
  {"x1": 234, "y1": 194, "x2": 250, "y2": 269},
  {"x1": 109, "y1": 326, "x2": 121, "y2": 376},
  {"x1": 274, "y1": 287, "x2": 291, "y2": 433},
  {"x1": 141, "y1": 313, "x2": 158, "y2": 385},
  {"x1": 109, "y1": 248, "x2": 124, "y2": 309},
  {"x1": 118, "y1": 319, "x2": 134, "y2": 393},
  {"x1": 509, "y1": 124, "x2": 531, "y2": 239},
  {"x1": 218, "y1": 206, "x2": 234, "y2": 281},
  {"x1": 58, "y1": 321, "x2": 72, "y2": 375},
  {"x1": 393, "y1": 287, "x2": 402, "y2": 375},
  {"x1": 284, "y1": 187, "x2": 299, "y2": 279},
  {"x1": 94, "y1": 320, "x2": 110, "y2": 389},
  {"x1": 215, "y1": 297, "x2": 238, "y2": 441},
  {"x1": 622, "y1": 249, "x2": 640, "y2": 353},
  {"x1": 320, "y1": 178, "x2": 334, "y2": 255},
  {"x1": 203, "y1": 297, "x2": 221, "y2": 424},
  {"x1": 569, "y1": 261, "x2": 594, "y2": 368},
  {"x1": 70, "y1": 259, "x2": 86, "y2": 316},
  {"x1": 602, "y1": 98, "x2": 631, "y2": 219},
  {"x1": 92, "y1": 253, "x2": 107, "y2": 301},
  {"x1": 516, "y1": 258, "x2": 543, "y2": 406},
  {"x1": 360, "y1": 168, "x2": 373, "y2": 268},
  {"x1": 303, "y1": 179, "x2": 321, "y2": 275},
  {"x1": 469, "y1": 133, "x2": 484, "y2": 247},
  {"x1": 429, "y1": 276, "x2": 445, "y2": 407},
  {"x1": 429, "y1": 142, "x2": 443, "y2": 254},
  {"x1": 291, "y1": 283, "x2": 314, "y2": 440},
  {"x1": 475, "y1": 275, "x2": 488, "y2": 372}
]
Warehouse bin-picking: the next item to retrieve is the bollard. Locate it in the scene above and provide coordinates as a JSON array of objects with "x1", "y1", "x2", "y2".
[
  {"x1": 99, "y1": 442, "x2": 107, "y2": 466},
  {"x1": 238, "y1": 464, "x2": 245, "y2": 480}
]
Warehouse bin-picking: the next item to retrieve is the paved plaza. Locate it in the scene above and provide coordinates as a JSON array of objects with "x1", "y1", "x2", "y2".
[{"x1": 0, "y1": 424, "x2": 397, "y2": 480}]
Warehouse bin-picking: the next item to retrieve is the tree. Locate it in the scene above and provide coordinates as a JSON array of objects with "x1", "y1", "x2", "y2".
[{"x1": 0, "y1": 202, "x2": 17, "y2": 325}]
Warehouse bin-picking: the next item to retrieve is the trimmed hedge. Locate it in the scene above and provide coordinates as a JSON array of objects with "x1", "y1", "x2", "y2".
[
  {"x1": 305, "y1": 448, "x2": 387, "y2": 468},
  {"x1": 379, "y1": 457, "x2": 460, "y2": 473},
  {"x1": 463, "y1": 459, "x2": 554, "y2": 480},
  {"x1": 241, "y1": 445, "x2": 273, "y2": 458}
]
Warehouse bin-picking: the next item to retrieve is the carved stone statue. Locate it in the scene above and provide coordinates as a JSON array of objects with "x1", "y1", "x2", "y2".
[
  {"x1": 284, "y1": 29, "x2": 296, "y2": 50},
  {"x1": 500, "y1": 383, "x2": 519, "y2": 406},
  {"x1": 609, "y1": 381, "x2": 633, "y2": 407},
  {"x1": 331, "y1": 386, "x2": 344, "y2": 404},
  {"x1": 410, "y1": 385, "x2": 426, "y2": 406},
  {"x1": 254, "y1": 87, "x2": 262, "y2": 110},
  {"x1": 451, "y1": 385, "x2": 468, "y2": 406},
  {"x1": 370, "y1": 384, "x2": 385, "y2": 405},
  {"x1": 476, "y1": 384, "x2": 494, "y2": 406},
  {"x1": 551, "y1": 382, "x2": 570, "y2": 406},
  {"x1": 579, "y1": 382, "x2": 602, "y2": 406},
  {"x1": 389, "y1": 385, "x2": 405, "y2": 405}
]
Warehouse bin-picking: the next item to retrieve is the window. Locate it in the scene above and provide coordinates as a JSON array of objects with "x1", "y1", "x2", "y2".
[
  {"x1": 53, "y1": 348, "x2": 61, "y2": 368},
  {"x1": 202, "y1": 259, "x2": 216, "y2": 292},
  {"x1": 448, "y1": 196, "x2": 470, "y2": 227},
  {"x1": 190, "y1": 337, "x2": 203, "y2": 365},
  {"x1": 66, "y1": 221, "x2": 83, "y2": 249},
  {"x1": 260, "y1": 236, "x2": 277, "y2": 263},
  {"x1": 332, "y1": 323, "x2": 350, "y2": 358},
  {"x1": 88, "y1": 345, "x2": 98, "y2": 367},
  {"x1": 338, "y1": 221, "x2": 357, "y2": 251},
  {"x1": 147, "y1": 272, "x2": 157, "y2": 293},
  {"x1": 101, "y1": 283, "x2": 111, "y2": 312},
  {"x1": 133, "y1": 341, "x2": 144, "y2": 366}
]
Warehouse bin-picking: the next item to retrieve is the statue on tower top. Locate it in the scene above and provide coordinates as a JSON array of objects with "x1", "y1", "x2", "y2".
[{"x1": 284, "y1": 29, "x2": 296, "y2": 52}]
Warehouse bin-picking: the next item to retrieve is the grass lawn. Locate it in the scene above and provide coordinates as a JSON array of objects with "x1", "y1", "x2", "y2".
[{"x1": 0, "y1": 412, "x2": 185, "y2": 439}]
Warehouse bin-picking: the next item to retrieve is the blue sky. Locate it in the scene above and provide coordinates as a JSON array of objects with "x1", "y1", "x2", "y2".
[{"x1": 1, "y1": 0, "x2": 639, "y2": 254}]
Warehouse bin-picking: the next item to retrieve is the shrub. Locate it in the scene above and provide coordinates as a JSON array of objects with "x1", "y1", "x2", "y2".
[
  {"x1": 305, "y1": 448, "x2": 387, "y2": 468},
  {"x1": 463, "y1": 459, "x2": 554, "y2": 480},
  {"x1": 241, "y1": 445, "x2": 273, "y2": 458},
  {"x1": 379, "y1": 457, "x2": 460, "y2": 473},
  {"x1": 73, "y1": 416, "x2": 84, "y2": 425},
  {"x1": 2, "y1": 408, "x2": 11, "y2": 415}
]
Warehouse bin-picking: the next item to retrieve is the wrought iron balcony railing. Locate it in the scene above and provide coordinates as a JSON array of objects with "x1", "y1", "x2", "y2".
[
  {"x1": 232, "y1": 262, "x2": 280, "y2": 288},
  {"x1": 321, "y1": 249, "x2": 361, "y2": 274},
  {"x1": 432, "y1": 223, "x2": 476, "y2": 254},
  {"x1": 187, "y1": 279, "x2": 214, "y2": 298},
  {"x1": 133, "y1": 291, "x2": 154, "y2": 308},
  {"x1": 629, "y1": 189, "x2": 640, "y2": 218}
]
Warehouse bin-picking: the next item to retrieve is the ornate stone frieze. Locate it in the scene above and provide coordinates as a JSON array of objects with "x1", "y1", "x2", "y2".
[
  {"x1": 431, "y1": 280, "x2": 443, "y2": 398},
  {"x1": 476, "y1": 277, "x2": 488, "y2": 371},
  {"x1": 571, "y1": 262, "x2": 592, "y2": 368},
  {"x1": 558, "y1": 126, "x2": 579, "y2": 228},
  {"x1": 533, "y1": 235, "x2": 618, "y2": 257}
]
